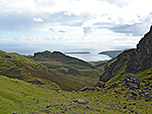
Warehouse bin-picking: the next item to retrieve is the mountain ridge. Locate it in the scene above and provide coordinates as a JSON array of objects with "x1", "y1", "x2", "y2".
[
  {"x1": 100, "y1": 25, "x2": 152, "y2": 82},
  {"x1": 0, "y1": 50, "x2": 99, "y2": 91}
]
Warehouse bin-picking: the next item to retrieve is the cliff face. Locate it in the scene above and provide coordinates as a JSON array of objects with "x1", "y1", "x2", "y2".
[
  {"x1": 100, "y1": 26, "x2": 152, "y2": 82},
  {"x1": 100, "y1": 49, "x2": 136, "y2": 82},
  {"x1": 126, "y1": 26, "x2": 152, "y2": 73}
]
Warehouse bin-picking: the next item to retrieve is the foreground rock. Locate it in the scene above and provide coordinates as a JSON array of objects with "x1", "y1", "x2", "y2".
[
  {"x1": 125, "y1": 74, "x2": 140, "y2": 89},
  {"x1": 73, "y1": 99, "x2": 89, "y2": 104}
]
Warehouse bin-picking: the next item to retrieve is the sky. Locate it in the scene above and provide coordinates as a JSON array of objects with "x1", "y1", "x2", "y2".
[{"x1": 0, "y1": 0, "x2": 152, "y2": 51}]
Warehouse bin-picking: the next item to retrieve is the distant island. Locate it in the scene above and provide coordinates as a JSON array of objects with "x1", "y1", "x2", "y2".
[
  {"x1": 99, "y1": 50, "x2": 124, "y2": 58},
  {"x1": 65, "y1": 52, "x2": 90, "y2": 54}
]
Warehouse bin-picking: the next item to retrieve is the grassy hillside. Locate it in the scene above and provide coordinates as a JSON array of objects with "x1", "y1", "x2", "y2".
[
  {"x1": 32, "y1": 50, "x2": 99, "y2": 90},
  {"x1": 0, "y1": 50, "x2": 99, "y2": 91},
  {"x1": 1, "y1": 74, "x2": 152, "y2": 114}
]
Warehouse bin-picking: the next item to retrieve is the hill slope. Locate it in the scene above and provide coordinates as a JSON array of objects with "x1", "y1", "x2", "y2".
[
  {"x1": 2, "y1": 74, "x2": 152, "y2": 114},
  {"x1": 32, "y1": 50, "x2": 99, "y2": 90},
  {"x1": 0, "y1": 50, "x2": 99, "y2": 91},
  {"x1": 100, "y1": 25, "x2": 152, "y2": 83}
]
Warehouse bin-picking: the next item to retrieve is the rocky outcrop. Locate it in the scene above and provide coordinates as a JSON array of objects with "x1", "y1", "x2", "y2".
[
  {"x1": 100, "y1": 26, "x2": 152, "y2": 82},
  {"x1": 125, "y1": 74, "x2": 140, "y2": 89},
  {"x1": 100, "y1": 49, "x2": 136, "y2": 82},
  {"x1": 126, "y1": 26, "x2": 152, "y2": 73}
]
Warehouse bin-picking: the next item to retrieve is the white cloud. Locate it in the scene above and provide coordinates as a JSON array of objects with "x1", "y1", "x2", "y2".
[
  {"x1": 33, "y1": 17, "x2": 43, "y2": 22},
  {"x1": 0, "y1": 0, "x2": 152, "y2": 45}
]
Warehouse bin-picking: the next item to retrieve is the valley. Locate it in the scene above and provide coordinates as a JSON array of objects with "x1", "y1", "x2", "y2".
[{"x1": 1, "y1": 26, "x2": 152, "y2": 113}]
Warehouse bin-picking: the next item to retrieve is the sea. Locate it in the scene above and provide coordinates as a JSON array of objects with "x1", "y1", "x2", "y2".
[{"x1": 0, "y1": 42, "x2": 134, "y2": 61}]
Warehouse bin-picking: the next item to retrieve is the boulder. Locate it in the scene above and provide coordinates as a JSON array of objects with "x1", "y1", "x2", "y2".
[
  {"x1": 125, "y1": 74, "x2": 140, "y2": 89},
  {"x1": 73, "y1": 99, "x2": 89, "y2": 104},
  {"x1": 107, "y1": 83, "x2": 119, "y2": 89}
]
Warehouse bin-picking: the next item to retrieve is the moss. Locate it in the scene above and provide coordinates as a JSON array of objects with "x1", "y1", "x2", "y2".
[
  {"x1": 0, "y1": 50, "x2": 100, "y2": 91},
  {"x1": 105, "y1": 62, "x2": 127, "y2": 87},
  {"x1": 1, "y1": 75, "x2": 152, "y2": 114}
]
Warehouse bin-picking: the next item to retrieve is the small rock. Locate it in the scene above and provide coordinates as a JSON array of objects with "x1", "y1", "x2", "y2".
[
  {"x1": 145, "y1": 81, "x2": 150, "y2": 86},
  {"x1": 138, "y1": 89, "x2": 144, "y2": 96},
  {"x1": 131, "y1": 92, "x2": 138, "y2": 96},
  {"x1": 96, "y1": 81, "x2": 105, "y2": 88},
  {"x1": 73, "y1": 99, "x2": 89, "y2": 104},
  {"x1": 5, "y1": 55, "x2": 11, "y2": 58},
  {"x1": 31, "y1": 112, "x2": 40, "y2": 114},
  {"x1": 144, "y1": 87, "x2": 150, "y2": 91},
  {"x1": 40, "y1": 110, "x2": 51, "y2": 113},
  {"x1": 145, "y1": 98, "x2": 151, "y2": 102},
  {"x1": 147, "y1": 73, "x2": 152, "y2": 76},
  {"x1": 81, "y1": 87, "x2": 96, "y2": 91},
  {"x1": 12, "y1": 112, "x2": 17, "y2": 114},
  {"x1": 46, "y1": 104, "x2": 51, "y2": 108},
  {"x1": 107, "y1": 83, "x2": 119, "y2": 89},
  {"x1": 105, "y1": 107, "x2": 110, "y2": 110},
  {"x1": 133, "y1": 103, "x2": 136, "y2": 105},
  {"x1": 130, "y1": 110, "x2": 138, "y2": 114},
  {"x1": 113, "y1": 90, "x2": 121, "y2": 94},
  {"x1": 123, "y1": 106, "x2": 127, "y2": 109},
  {"x1": 144, "y1": 92, "x2": 151, "y2": 98},
  {"x1": 84, "y1": 106, "x2": 94, "y2": 110}
]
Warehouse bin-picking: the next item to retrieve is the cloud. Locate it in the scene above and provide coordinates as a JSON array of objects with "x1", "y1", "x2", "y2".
[
  {"x1": 109, "y1": 13, "x2": 152, "y2": 36},
  {"x1": 33, "y1": 17, "x2": 43, "y2": 22},
  {"x1": 98, "y1": 0, "x2": 130, "y2": 8},
  {"x1": 82, "y1": 27, "x2": 95, "y2": 35},
  {"x1": 0, "y1": 0, "x2": 152, "y2": 44}
]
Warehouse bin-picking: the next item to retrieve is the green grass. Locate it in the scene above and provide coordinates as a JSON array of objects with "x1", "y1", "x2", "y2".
[
  {"x1": 0, "y1": 50, "x2": 99, "y2": 91},
  {"x1": 105, "y1": 62, "x2": 127, "y2": 87},
  {"x1": 1, "y1": 75, "x2": 152, "y2": 114}
]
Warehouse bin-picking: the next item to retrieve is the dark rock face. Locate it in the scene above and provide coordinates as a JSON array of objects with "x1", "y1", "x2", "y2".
[
  {"x1": 125, "y1": 74, "x2": 140, "y2": 89},
  {"x1": 100, "y1": 49, "x2": 136, "y2": 82},
  {"x1": 126, "y1": 26, "x2": 152, "y2": 73},
  {"x1": 100, "y1": 26, "x2": 152, "y2": 82}
]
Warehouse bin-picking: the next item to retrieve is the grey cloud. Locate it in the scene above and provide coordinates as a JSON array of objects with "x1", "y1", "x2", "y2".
[
  {"x1": 0, "y1": 11, "x2": 93, "y2": 31},
  {"x1": 45, "y1": 11, "x2": 92, "y2": 25},
  {"x1": 94, "y1": 22, "x2": 113, "y2": 29},
  {"x1": 0, "y1": 13, "x2": 43, "y2": 31},
  {"x1": 110, "y1": 14, "x2": 152, "y2": 36},
  {"x1": 58, "y1": 30, "x2": 66, "y2": 33},
  {"x1": 49, "y1": 28, "x2": 54, "y2": 32},
  {"x1": 110, "y1": 24, "x2": 143, "y2": 36},
  {"x1": 34, "y1": 0, "x2": 56, "y2": 8},
  {"x1": 92, "y1": 13, "x2": 152, "y2": 36},
  {"x1": 83, "y1": 27, "x2": 93, "y2": 34},
  {"x1": 44, "y1": 11, "x2": 78, "y2": 23},
  {"x1": 63, "y1": 20, "x2": 84, "y2": 27},
  {"x1": 98, "y1": 0, "x2": 129, "y2": 7}
]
